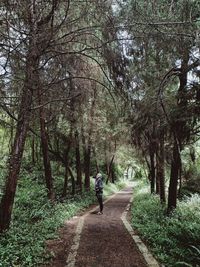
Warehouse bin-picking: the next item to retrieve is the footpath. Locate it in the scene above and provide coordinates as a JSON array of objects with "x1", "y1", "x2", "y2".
[{"x1": 43, "y1": 187, "x2": 160, "y2": 267}]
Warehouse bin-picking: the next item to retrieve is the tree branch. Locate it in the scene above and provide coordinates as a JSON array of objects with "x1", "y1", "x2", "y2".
[{"x1": 31, "y1": 94, "x2": 81, "y2": 110}]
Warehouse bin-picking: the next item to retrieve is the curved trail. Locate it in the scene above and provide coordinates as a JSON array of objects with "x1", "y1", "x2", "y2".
[{"x1": 43, "y1": 187, "x2": 159, "y2": 267}]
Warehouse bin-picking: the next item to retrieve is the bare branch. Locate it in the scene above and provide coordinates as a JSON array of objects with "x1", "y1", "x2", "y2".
[{"x1": 31, "y1": 94, "x2": 81, "y2": 110}]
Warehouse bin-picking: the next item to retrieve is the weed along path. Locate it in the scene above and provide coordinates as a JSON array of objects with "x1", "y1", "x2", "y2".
[{"x1": 43, "y1": 187, "x2": 159, "y2": 267}]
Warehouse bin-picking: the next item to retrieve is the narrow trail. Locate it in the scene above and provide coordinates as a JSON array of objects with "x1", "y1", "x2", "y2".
[{"x1": 43, "y1": 187, "x2": 159, "y2": 267}]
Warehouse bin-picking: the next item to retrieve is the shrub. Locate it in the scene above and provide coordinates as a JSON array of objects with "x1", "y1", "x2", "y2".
[{"x1": 131, "y1": 182, "x2": 200, "y2": 267}]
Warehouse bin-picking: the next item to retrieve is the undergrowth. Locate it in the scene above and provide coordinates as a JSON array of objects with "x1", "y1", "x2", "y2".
[{"x1": 131, "y1": 181, "x2": 200, "y2": 267}]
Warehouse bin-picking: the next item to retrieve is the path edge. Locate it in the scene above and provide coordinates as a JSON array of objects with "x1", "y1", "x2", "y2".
[{"x1": 121, "y1": 195, "x2": 161, "y2": 267}]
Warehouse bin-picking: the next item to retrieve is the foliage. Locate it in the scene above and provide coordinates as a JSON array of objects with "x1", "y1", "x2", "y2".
[
  {"x1": 103, "y1": 180, "x2": 128, "y2": 197},
  {"x1": 131, "y1": 181, "x2": 200, "y2": 267},
  {"x1": 181, "y1": 159, "x2": 200, "y2": 195}
]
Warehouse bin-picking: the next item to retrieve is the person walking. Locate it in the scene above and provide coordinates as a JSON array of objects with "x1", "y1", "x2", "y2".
[{"x1": 95, "y1": 173, "x2": 103, "y2": 215}]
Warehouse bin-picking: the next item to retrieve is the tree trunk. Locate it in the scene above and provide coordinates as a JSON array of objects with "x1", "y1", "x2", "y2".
[
  {"x1": 68, "y1": 166, "x2": 75, "y2": 195},
  {"x1": 84, "y1": 88, "x2": 96, "y2": 190},
  {"x1": 111, "y1": 163, "x2": 115, "y2": 183},
  {"x1": 178, "y1": 159, "x2": 183, "y2": 196},
  {"x1": 0, "y1": 51, "x2": 37, "y2": 232},
  {"x1": 93, "y1": 147, "x2": 99, "y2": 173},
  {"x1": 62, "y1": 164, "x2": 69, "y2": 198},
  {"x1": 168, "y1": 48, "x2": 189, "y2": 211},
  {"x1": 167, "y1": 139, "x2": 181, "y2": 213},
  {"x1": 62, "y1": 140, "x2": 72, "y2": 198},
  {"x1": 84, "y1": 147, "x2": 91, "y2": 190},
  {"x1": 75, "y1": 130, "x2": 82, "y2": 192},
  {"x1": 106, "y1": 155, "x2": 115, "y2": 184},
  {"x1": 104, "y1": 142, "x2": 109, "y2": 176},
  {"x1": 159, "y1": 131, "x2": 166, "y2": 203},
  {"x1": 81, "y1": 128, "x2": 91, "y2": 191},
  {"x1": 82, "y1": 132, "x2": 92, "y2": 191},
  {"x1": 156, "y1": 163, "x2": 160, "y2": 195},
  {"x1": 149, "y1": 145, "x2": 155, "y2": 194},
  {"x1": 156, "y1": 130, "x2": 166, "y2": 203},
  {"x1": 9, "y1": 117, "x2": 14, "y2": 153},
  {"x1": 31, "y1": 136, "x2": 35, "y2": 165},
  {"x1": 156, "y1": 137, "x2": 160, "y2": 195},
  {"x1": 38, "y1": 91, "x2": 55, "y2": 201}
]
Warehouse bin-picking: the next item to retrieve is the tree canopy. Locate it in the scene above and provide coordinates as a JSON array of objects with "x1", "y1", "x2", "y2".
[{"x1": 0, "y1": 3, "x2": 200, "y2": 263}]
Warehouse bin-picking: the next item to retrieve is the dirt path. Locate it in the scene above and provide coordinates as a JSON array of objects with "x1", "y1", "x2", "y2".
[{"x1": 43, "y1": 187, "x2": 156, "y2": 267}]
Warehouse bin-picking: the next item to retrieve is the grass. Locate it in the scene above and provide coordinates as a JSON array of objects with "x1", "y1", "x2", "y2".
[{"x1": 131, "y1": 180, "x2": 200, "y2": 267}]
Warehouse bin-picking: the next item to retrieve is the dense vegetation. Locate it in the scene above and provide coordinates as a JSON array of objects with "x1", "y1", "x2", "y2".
[
  {"x1": 0, "y1": 0, "x2": 200, "y2": 266},
  {"x1": 131, "y1": 179, "x2": 200, "y2": 267}
]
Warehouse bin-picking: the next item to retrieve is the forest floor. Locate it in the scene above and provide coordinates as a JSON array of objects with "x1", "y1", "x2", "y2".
[{"x1": 42, "y1": 187, "x2": 159, "y2": 267}]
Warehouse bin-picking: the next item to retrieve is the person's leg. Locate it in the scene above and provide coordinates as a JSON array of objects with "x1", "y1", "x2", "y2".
[
  {"x1": 97, "y1": 194, "x2": 103, "y2": 213},
  {"x1": 99, "y1": 195, "x2": 103, "y2": 212}
]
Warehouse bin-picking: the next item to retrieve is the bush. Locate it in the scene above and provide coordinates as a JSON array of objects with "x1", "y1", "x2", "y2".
[
  {"x1": 131, "y1": 182, "x2": 200, "y2": 267},
  {"x1": 182, "y1": 164, "x2": 200, "y2": 194}
]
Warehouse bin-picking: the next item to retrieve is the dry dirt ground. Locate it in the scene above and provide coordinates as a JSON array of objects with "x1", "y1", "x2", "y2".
[{"x1": 42, "y1": 187, "x2": 149, "y2": 267}]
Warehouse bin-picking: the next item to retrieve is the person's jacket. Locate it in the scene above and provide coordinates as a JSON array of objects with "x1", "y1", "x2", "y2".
[{"x1": 95, "y1": 178, "x2": 103, "y2": 194}]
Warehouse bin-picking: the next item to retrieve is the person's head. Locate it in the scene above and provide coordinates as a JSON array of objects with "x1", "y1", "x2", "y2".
[{"x1": 96, "y1": 173, "x2": 102, "y2": 179}]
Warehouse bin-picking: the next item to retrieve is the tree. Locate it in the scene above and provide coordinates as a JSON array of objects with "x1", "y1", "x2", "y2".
[{"x1": 118, "y1": 0, "x2": 200, "y2": 210}]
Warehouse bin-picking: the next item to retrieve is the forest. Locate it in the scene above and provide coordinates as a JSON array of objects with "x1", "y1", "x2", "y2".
[{"x1": 0, "y1": 0, "x2": 200, "y2": 267}]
